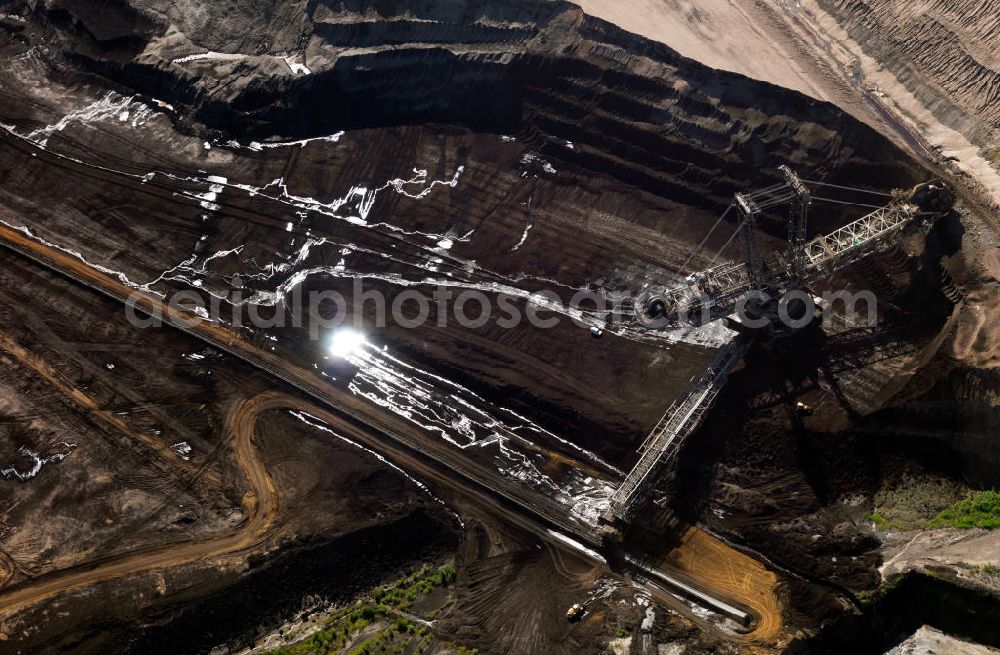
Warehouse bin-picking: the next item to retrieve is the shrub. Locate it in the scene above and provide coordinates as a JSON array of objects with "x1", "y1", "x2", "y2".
[
  {"x1": 929, "y1": 490, "x2": 1000, "y2": 529},
  {"x1": 432, "y1": 564, "x2": 456, "y2": 587}
]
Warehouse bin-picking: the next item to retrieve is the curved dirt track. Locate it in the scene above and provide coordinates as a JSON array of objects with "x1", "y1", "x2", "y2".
[
  {"x1": 664, "y1": 526, "x2": 784, "y2": 644},
  {"x1": 0, "y1": 384, "x2": 282, "y2": 616}
]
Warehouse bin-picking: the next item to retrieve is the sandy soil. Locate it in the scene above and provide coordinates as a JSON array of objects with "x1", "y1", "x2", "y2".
[
  {"x1": 788, "y1": 0, "x2": 1000, "y2": 206},
  {"x1": 659, "y1": 525, "x2": 785, "y2": 645},
  {"x1": 570, "y1": 0, "x2": 836, "y2": 103},
  {"x1": 889, "y1": 625, "x2": 1000, "y2": 655},
  {"x1": 950, "y1": 265, "x2": 1000, "y2": 369},
  {"x1": 881, "y1": 528, "x2": 1000, "y2": 580}
]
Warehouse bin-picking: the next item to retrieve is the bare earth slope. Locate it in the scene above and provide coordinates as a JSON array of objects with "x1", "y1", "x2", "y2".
[
  {"x1": 570, "y1": 0, "x2": 838, "y2": 103},
  {"x1": 816, "y1": 0, "x2": 1000, "y2": 152}
]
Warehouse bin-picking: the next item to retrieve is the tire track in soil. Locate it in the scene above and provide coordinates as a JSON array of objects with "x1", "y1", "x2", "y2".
[
  {"x1": 660, "y1": 526, "x2": 784, "y2": 644},
  {"x1": 0, "y1": 331, "x2": 221, "y2": 487},
  {"x1": 0, "y1": 389, "x2": 284, "y2": 616},
  {"x1": 0, "y1": 552, "x2": 14, "y2": 591}
]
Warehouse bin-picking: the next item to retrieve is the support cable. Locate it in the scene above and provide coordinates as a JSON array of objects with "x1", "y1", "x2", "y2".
[
  {"x1": 811, "y1": 196, "x2": 889, "y2": 210},
  {"x1": 802, "y1": 180, "x2": 894, "y2": 197},
  {"x1": 705, "y1": 216, "x2": 749, "y2": 268},
  {"x1": 680, "y1": 204, "x2": 733, "y2": 275}
]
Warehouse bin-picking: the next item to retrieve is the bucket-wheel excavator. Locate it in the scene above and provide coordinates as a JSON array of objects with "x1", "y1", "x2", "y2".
[{"x1": 601, "y1": 169, "x2": 954, "y2": 532}]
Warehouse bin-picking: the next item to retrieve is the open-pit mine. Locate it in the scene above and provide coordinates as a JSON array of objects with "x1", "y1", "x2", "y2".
[{"x1": 0, "y1": 1, "x2": 999, "y2": 653}]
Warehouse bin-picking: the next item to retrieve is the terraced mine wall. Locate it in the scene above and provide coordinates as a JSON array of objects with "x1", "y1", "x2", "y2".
[
  {"x1": 30, "y1": 0, "x2": 928, "y2": 229},
  {"x1": 3, "y1": 4, "x2": 979, "y2": 649},
  {"x1": 815, "y1": 0, "x2": 1000, "y2": 151}
]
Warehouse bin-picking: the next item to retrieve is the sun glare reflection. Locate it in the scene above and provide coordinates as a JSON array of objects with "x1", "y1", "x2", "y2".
[{"x1": 328, "y1": 328, "x2": 367, "y2": 359}]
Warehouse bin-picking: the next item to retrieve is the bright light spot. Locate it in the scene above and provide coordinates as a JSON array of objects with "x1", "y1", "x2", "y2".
[{"x1": 329, "y1": 328, "x2": 367, "y2": 359}]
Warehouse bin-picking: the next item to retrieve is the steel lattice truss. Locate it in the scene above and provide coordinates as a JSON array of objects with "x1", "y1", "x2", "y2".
[
  {"x1": 607, "y1": 339, "x2": 749, "y2": 521},
  {"x1": 697, "y1": 261, "x2": 753, "y2": 301},
  {"x1": 802, "y1": 204, "x2": 917, "y2": 274},
  {"x1": 735, "y1": 185, "x2": 799, "y2": 213},
  {"x1": 665, "y1": 261, "x2": 754, "y2": 324}
]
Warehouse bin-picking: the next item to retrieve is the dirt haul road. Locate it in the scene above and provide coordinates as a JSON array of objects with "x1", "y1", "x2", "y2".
[
  {"x1": 0, "y1": 221, "x2": 787, "y2": 642},
  {"x1": 0, "y1": 385, "x2": 281, "y2": 614}
]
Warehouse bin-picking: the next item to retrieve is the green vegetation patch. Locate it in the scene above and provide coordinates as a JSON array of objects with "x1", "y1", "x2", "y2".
[
  {"x1": 868, "y1": 475, "x2": 966, "y2": 531},
  {"x1": 263, "y1": 564, "x2": 462, "y2": 655},
  {"x1": 928, "y1": 490, "x2": 1000, "y2": 530},
  {"x1": 870, "y1": 479, "x2": 1000, "y2": 532},
  {"x1": 857, "y1": 572, "x2": 906, "y2": 606},
  {"x1": 971, "y1": 563, "x2": 1000, "y2": 578},
  {"x1": 373, "y1": 563, "x2": 456, "y2": 611}
]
